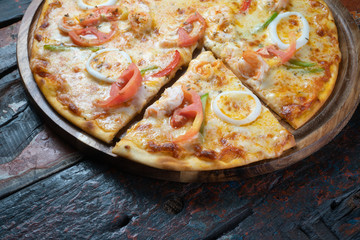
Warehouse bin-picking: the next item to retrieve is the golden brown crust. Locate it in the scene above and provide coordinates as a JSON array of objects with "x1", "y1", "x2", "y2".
[
  {"x1": 285, "y1": 1, "x2": 341, "y2": 128},
  {"x1": 32, "y1": 72, "x2": 117, "y2": 143},
  {"x1": 114, "y1": 137, "x2": 295, "y2": 171}
]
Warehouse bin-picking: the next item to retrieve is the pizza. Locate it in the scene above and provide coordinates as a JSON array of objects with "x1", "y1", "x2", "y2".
[
  {"x1": 30, "y1": 0, "x2": 340, "y2": 170},
  {"x1": 201, "y1": 0, "x2": 341, "y2": 128},
  {"x1": 30, "y1": 0, "x2": 202, "y2": 143},
  {"x1": 114, "y1": 51, "x2": 295, "y2": 170}
]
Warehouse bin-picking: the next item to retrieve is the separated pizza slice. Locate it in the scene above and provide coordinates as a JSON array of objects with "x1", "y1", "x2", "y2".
[
  {"x1": 113, "y1": 51, "x2": 295, "y2": 171},
  {"x1": 201, "y1": 0, "x2": 341, "y2": 129},
  {"x1": 30, "y1": 0, "x2": 207, "y2": 143}
]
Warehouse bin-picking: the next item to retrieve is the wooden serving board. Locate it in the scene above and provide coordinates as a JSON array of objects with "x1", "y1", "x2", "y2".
[{"x1": 17, "y1": 0, "x2": 360, "y2": 182}]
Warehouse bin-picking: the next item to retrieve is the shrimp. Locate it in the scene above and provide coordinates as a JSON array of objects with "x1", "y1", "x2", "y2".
[
  {"x1": 145, "y1": 86, "x2": 184, "y2": 118},
  {"x1": 128, "y1": 6, "x2": 152, "y2": 34},
  {"x1": 266, "y1": 0, "x2": 289, "y2": 11},
  {"x1": 238, "y1": 50, "x2": 269, "y2": 81}
]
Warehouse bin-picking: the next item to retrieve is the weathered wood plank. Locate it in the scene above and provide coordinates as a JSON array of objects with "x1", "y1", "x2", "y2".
[
  {"x1": 0, "y1": 105, "x2": 43, "y2": 163},
  {"x1": 0, "y1": 0, "x2": 32, "y2": 28},
  {"x1": 0, "y1": 127, "x2": 82, "y2": 198},
  {"x1": 0, "y1": 22, "x2": 20, "y2": 48},
  {"x1": 216, "y1": 107, "x2": 360, "y2": 240},
  {"x1": 0, "y1": 69, "x2": 43, "y2": 164},
  {"x1": 0, "y1": 160, "x2": 251, "y2": 239},
  {"x1": 0, "y1": 43, "x2": 17, "y2": 75},
  {"x1": 1, "y1": 106, "x2": 359, "y2": 239},
  {"x1": 1, "y1": 102, "x2": 359, "y2": 239}
]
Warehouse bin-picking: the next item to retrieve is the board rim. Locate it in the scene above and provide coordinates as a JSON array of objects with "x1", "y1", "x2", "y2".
[{"x1": 17, "y1": 0, "x2": 360, "y2": 182}]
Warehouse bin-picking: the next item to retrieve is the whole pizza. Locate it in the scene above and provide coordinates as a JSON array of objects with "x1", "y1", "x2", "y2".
[{"x1": 30, "y1": 0, "x2": 341, "y2": 171}]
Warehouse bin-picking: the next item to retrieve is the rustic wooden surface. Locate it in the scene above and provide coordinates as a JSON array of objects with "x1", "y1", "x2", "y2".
[
  {"x1": 17, "y1": 0, "x2": 360, "y2": 182},
  {"x1": 1, "y1": 0, "x2": 360, "y2": 239}
]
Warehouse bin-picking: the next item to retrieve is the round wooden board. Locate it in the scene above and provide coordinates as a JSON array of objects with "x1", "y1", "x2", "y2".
[{"x1": 17, "y1": 0, "x2": 360, "y2": 182}]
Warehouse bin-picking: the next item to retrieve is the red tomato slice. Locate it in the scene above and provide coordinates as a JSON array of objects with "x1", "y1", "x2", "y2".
[
  {"x1": 178, "y1": 12, "x2": 206, "y2": 47},
  {"x1": 68, "y1": 22, "x2": 117, "y2": 46},
  {"x1": 80, "y1": 6, "x2": 121, "y2": 27},
  {"x1": 171, "y1": 90, "x2": 204, "y2": 143},
  {"x1": 258, "y1": 33, "x2": 297, "y2": 64},
  {"x1": 268, "y1": 33, "x2": 296, "y2": 64},
  {"x1": 95, "y1": 63, "x2": 142, "y2": 108},
  {"x1": 151, "y1": 50, "x2": 181, "y2": 78},
  {"x1": 240, "y1": 0, "x2": 252, "y2": 12}
]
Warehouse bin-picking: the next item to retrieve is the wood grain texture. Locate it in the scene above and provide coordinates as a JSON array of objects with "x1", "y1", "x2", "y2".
[
  {"x1": 1, "y1": 106, "x2": 360, "y2": 239},
  {"x1": 0, "y1": 69, "x2": 43, "y2": 164},
  {"x1": 1, "y1": 0, "x2": 359, "y2": 238},
  {"x1": 0, "y1": 43, "x2": 17, "y2": 75},
  {"x1": 17, "y1": 0, "x2": 360, "y2": 182},
  {"x1": 0, "y1": 22, "x2": 82, "y2": 198},
  {"x1": 0, "y1": 126, "x2": 82, "y2": 198},
  {"x1": 0, "y1": 22, "x2": 20, "y2": 48},
  {"x1": 0, "y1": 0, "x2": 32, "y2": 28}
]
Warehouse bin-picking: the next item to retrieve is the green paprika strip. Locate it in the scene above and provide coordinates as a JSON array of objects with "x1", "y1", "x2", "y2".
[
  {"x1": 200, "y1": 93, "x2": 209, "y2": 135},
  {"x1": 140, "y1": 66, "x2": 159, "y2": 76},
  {"x1": 44, "y1": 44, "x2": 100, "y2": 52}
]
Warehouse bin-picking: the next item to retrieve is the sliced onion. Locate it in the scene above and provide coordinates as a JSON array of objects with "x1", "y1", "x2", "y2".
[
  {"x1": 77, "y1": 0, "x2": 117, "y2": 10},
  {"x1": 268, "y1": 12, "x2": 309, "y2": 50},
  {"x1": 212, "y1": 91, "x2": 262, "y2": 125},
  {"x1": 86, "y1": 49, "x2": 132, "y2": 83}
]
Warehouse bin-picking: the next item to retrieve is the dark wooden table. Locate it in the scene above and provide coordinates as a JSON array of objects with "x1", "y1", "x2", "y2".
[{"x1": 1, "y1": 0, "x2": 360, "y2": 239}]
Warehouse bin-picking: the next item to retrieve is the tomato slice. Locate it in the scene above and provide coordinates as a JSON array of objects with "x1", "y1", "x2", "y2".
[
  {"x1": 95, "y1": 63, "x2": 142, "y2": 108},
  {"x1": 171, "y1": 90, "x2": 204, "y2": 143},
  {"x1": 267, "y1": 33, "x2": 296, "y2": 64},
  {"x1": 68, "y1": 22, "x2": 117, "y2": 46},
  {"x1": 240, "y1": 0, "x2": 252, "y2": 12},
  {"x1": 178, "y1": 12, "x2": 206, "y2": 47},
  {"x1": 79, "y1": 6, "x2": 121, "y2": 27},
  {"x1": 258, "y1": 33, "x2": 296, "y2": 64},
  {"x1": 151, "y1": 50, "x2": 181, "y2": 78}
]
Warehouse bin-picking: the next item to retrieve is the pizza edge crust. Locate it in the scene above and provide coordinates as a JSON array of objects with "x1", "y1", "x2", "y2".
[
  {"x1": 290, "y1": 64, "x2": 340, "y2": 129},
  {"x1": 32, "y1": 75, "x2": 117, "y2": 143},
  {"x1": 288, "y1": 0, "x2": 341, "y2": 129},
  {"x1": 112, "y1": 137, "x2": 295, "y2": 171}
]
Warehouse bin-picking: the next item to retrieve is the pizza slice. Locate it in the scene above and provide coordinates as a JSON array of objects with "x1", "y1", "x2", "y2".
[
  {"x1": 30, "y1": 0, "x2": 206, "y2": 143},
  {"x1": 201, "y1": 0, "x2": 341, "y2": 128},
  {"x1": 113, "y1": 51, "x2": 295, "y2": 171}
]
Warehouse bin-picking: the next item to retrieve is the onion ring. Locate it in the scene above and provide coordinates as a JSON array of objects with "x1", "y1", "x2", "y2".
[
  {"x1": 212, "y1": 91, "x2": 262, "y2": 125},
  {"x1": 77, "y1": 0, "x2": 117, "y2": 10},
  {"x1": 86, "y1": 49, "x2": 132, "y2": 83},
  {"x1": 268, "y1": 11, "x2": 309, "y2": 50}
]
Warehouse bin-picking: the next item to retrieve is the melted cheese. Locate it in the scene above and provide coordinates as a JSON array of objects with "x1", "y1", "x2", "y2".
[
  {"x1": 31, "y1": 0, "x2": 198, "y2": 137},
  {"x1": 203, "y1": 0, "x2": 340, "y2": 128},
  {"x1": 120, "y1": 51, "x2": 294, "y2": 163}
]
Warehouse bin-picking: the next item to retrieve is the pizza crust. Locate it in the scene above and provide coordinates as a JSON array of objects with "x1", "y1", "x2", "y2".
[{"x1": 113, "y1": 138, "x2": 295, "y2": 171}]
